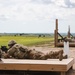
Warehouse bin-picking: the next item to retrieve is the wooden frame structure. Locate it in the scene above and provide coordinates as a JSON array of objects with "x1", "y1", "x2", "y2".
[
  {"x1": 0, "y1": 58, "x2": 74, "y2": 75},
  {"x1": 54, "y1": 19, "x2": 75, "y2": 47}
]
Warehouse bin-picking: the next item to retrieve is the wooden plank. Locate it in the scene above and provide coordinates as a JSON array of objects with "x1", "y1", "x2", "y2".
[
  {"x1": 0, "y1": 58, "x2": 74, "y2": 72},
  {"x1": 57, "y1": 42, "x2": 75, "y2": 47}
]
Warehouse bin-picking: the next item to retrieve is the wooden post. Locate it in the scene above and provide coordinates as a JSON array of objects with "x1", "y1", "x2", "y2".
[
  {"x1": 56, "y1": 19, "x2": 58, "y2": 31},
  {"x1": 54, "y1": 30, "x2": 56, "y2": 47},
  {"x1": 54, "y1": 19, "x2": 58, "y2": 47},
  {"x1": 68, "y1": 25, "x2": 70, "y2": 38}
]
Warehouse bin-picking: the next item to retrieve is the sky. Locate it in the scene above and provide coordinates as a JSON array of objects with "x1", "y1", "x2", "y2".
[{"x1": 0, "y1": 0, "x2": 75, "y2": 33}]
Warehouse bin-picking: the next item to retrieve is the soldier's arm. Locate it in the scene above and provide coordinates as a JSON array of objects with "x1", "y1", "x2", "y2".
[
  {"x1": 3, "y1": 46, "x2": 16, "y2": 59},
  {"x1": 3, "y1": 53, "x2": 11, "y2": 59}
]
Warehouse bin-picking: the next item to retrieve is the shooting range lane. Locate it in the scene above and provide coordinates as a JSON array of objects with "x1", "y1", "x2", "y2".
[{"x1": 54, "y1": 19, "x2": 75, "y2": 47}]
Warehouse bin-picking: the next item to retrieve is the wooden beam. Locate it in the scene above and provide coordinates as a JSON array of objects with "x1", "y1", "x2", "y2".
[
  {"x1": 0, "y1": 58, "x2": 74, "y2": 72},
  {"x1": 54, "y1": 19, "x2": 58, "y2": 47},
  {"x1": 68, "y1": 25, "x2": 70, "y2": 38}
]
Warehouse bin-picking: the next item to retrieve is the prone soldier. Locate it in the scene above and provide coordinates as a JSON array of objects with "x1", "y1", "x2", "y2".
[{"x1": 3, "y1": 40, "x2": 67, "y2": 61}]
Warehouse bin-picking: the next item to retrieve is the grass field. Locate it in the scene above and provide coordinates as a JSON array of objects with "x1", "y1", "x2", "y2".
[{"x1": 0, "y1": 35, "x2": 54, "y2": 47}]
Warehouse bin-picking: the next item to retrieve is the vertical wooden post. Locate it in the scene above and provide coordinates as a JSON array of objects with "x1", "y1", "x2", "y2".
[
  {"x1": 54, "y1": 30, "x2": 56, "y2": 47},
  {"x1": 54, "y1": 19, "x2": 58, "y2": 47},
  {"x1": 68, "y1": 25, "x2": 70, "y2": 38},
  {"x1": 56, "y1": 19, "x2": 58, "y2": 32}
]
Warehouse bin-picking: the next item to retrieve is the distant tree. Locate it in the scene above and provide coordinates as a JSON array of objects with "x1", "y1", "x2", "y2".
[
  {"x1": 14, "y1": 35, "x2": 17, "y2": 36},
  {"x1": 43, "y1": 35, "x2": 45, "y2": 37},
  {"x1": 19, "y1": 33, "x2": 25, "y2": 36},
  {"x1": 38, "y1": 35, "x2": 41, "y2": 38}
]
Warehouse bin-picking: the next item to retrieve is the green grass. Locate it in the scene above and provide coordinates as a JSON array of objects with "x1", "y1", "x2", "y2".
[{"x1": 0, "y1": 36, "x2": 54, "y2": 47}]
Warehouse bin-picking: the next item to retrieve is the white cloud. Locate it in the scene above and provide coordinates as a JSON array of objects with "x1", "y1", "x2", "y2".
[
  {"x1": 31, "y1": 0, "x2": 52, "y2": 4},
  {"x1": 54, "y1": 0, "x2": 67, "y2": 7},
  {"x1": 0, "y1": 0, "x2": 75, "y2": 21},
  {"x1": 0, "y1": 0, "x2": 75, "y2": 33},
  {"x1": 70, "y1": 0, "x2": 75, "y2": 3}
]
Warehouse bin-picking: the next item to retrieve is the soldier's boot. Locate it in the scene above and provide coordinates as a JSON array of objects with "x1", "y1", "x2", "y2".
[
  {"x1": 63, "y1": 55, "x2": 68, "y2": 59},
  {"x1": 59, "y1": 50, "x2": 63, "y2": 61},
  {"x1": 59, "y1": 50, "x2": 68, "y2": 61}
]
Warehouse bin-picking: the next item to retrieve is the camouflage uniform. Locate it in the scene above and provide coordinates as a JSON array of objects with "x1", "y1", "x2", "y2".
[{"x1": 3, "y1": 40, "x2": 67, "y2": 61}]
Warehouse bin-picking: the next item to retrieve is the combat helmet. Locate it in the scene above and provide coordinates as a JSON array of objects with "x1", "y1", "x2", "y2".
[{"x1": 8, "y1": 40, "x2": 17, "y2": 47}]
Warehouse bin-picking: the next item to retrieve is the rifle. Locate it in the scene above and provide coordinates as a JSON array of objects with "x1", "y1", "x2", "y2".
[
  {"x1": 0, "y1": 46, "x2": 8, "y2": 53},
  {"x1": 70, "y1": 33, "x2": 74, "y2": 38},
  {"x1": 57, "y1": 32, "x2": 67, "y2": 42}
]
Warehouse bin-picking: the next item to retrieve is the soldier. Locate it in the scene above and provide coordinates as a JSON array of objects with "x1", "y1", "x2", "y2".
[{"x1": 3, "y1": 40, "x2": 67, "y2": 61}]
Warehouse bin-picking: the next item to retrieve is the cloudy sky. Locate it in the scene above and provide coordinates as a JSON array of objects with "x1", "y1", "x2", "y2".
[{"x1": 0, "y1": 0, "x2": 75, "y2": 33}]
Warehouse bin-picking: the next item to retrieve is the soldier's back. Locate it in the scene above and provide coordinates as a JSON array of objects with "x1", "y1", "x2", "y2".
[{"x1": 7, "y1": 44, "x2": 29, "y2": 59}]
